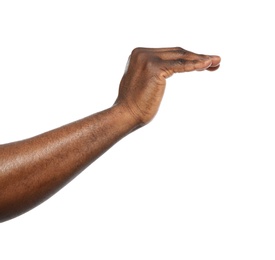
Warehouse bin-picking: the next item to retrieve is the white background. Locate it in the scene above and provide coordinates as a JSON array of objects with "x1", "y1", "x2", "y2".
[{"x1": 0, "y1": 1, "x2": 275, "y2": 259}]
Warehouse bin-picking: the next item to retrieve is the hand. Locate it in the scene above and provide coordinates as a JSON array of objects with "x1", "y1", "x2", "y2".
[{"x1": 115, "y1": 47, "x2": 221, "y2": 126}]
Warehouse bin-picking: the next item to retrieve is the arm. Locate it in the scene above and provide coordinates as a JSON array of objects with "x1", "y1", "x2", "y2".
[{"x1": 0, "y1": 47, "x2": 221, "y2": 222}]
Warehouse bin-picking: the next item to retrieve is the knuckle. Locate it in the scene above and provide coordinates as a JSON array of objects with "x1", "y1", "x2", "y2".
[
  {"x1": 131, "y1": 47, "x2": 148, "y2": 58},
  {"x1": 131, "y1": 47, "x2": 143, "y2": 55},
  {"x1": 175, "y1": 46, "x2": 184, "y2": 51},
  {"x1": 131, "y1": 48, "x2": 159, "y2": 68},
  {"x1": 131, "y1": 48, "x2": 147, "y2": 62},
  {"x1": 176, "y1": 58, "x2": 186, "y2": 65},
  {"x1": 174, "y1": 47, "x2": 187, "y2": 54}
]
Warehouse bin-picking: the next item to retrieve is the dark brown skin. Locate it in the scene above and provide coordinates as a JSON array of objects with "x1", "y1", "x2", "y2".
[{"x1": 0, "y1": 47, "x2": 221, "y2": 222}]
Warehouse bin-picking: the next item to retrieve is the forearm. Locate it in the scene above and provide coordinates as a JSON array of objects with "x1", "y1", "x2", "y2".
[{"x1": 0, "y1": 104, "x2": 137, "y2": 222}]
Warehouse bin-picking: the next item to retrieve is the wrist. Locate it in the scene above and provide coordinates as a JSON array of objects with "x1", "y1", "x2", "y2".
[{"x1": 111, "y1": 102, "x2": 143, "y2": 132}]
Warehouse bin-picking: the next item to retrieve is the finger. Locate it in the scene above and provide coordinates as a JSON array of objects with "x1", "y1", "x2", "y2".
[
  {"x1": 160, "y1": 57, "x2": 212, "y2": 77},
  {"x1": 131, "y1": 47, "x2": 221, "y2": 67},
  {"x1": 133, "y1": 47, "x2": 186, "y2": 53},
  {"x1": 151, "y1": 48, "x2": 211, "y2": 62},
  {"x1": 154, "y1": 50, "x2": 221, "y2": 73},
  {"x1": 132, "y1": 47, "x2": 208, "y2": 62}
]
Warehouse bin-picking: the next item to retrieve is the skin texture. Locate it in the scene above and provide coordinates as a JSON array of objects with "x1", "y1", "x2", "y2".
[{"x1": 0, "y1": 47, "x2": 221, "y2": 222}]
